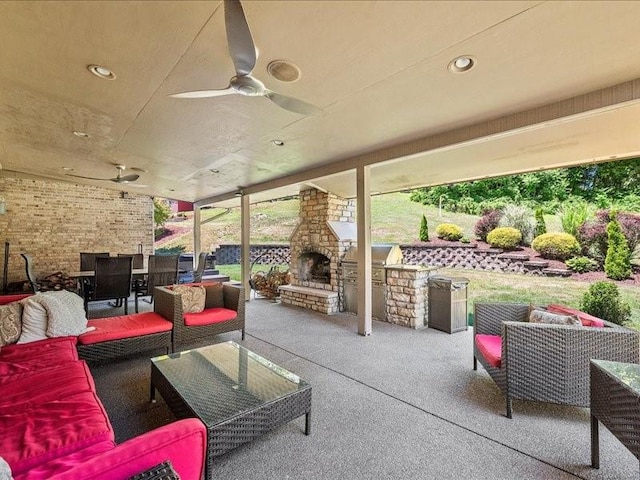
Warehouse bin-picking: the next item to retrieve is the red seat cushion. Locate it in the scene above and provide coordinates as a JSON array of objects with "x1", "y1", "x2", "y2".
[
  {"x1": 0, "y1": 294, "x2": 32, "y2": 305},
  {"x1": 475, "y1": 334, "x2": 503, "y2": 368},
  {"x1": 78, "y1": 313, "x2": 173, "y2": 345},
  {"x1": 0, "y1": 361, "x2": 95, "y2": 408},
  {"x1": 0, "y1": 337, "x2": 78, "y2": 377},
  {"x1": 0, "y1": 390, "x2": 115, "y2": 476},
  {"x1": 547, "y1": 304, "x2": 605, "y2": 327},
  {"x1": 183, "y1": 308, "x2": 237, "y2": 326}
]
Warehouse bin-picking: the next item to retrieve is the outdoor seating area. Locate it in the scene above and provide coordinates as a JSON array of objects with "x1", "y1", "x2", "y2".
[{"x1": 78, "y1": 297, "x2": 640, "y2": 479}]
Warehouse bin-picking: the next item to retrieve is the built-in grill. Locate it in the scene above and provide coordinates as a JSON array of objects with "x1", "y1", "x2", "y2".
[{"x1": 340, "y1": 244, "x2": 403, "y2": 320}]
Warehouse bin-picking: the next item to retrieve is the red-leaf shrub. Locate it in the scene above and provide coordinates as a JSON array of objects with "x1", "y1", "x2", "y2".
[
  {"x1": 578, "y1": 209, "x2": 640, "y2": 259},
  {"x1": 474, "y1": 209, "x2": 502, "y2": 241}
]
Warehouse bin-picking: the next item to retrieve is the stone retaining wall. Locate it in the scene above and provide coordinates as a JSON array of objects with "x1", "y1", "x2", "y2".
[{"x1": 216, "y1": 243, "x2": 546, "y2": 275}]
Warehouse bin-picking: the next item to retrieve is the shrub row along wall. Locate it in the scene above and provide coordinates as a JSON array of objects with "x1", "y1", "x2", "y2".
[
  {"x1": 216, "y1": 243, "x2": 545, "y2": 275},
  {"x1": 0, "y1": 176, "x2": 154, "y2": 285}
]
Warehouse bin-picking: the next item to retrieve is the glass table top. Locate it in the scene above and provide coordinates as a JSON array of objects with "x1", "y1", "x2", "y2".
[
  {"x1": 592, "y1": 359, "x2": 640, "y2": 394},
  {"x1": 152, "y1": 341, "x2": 309, "y2": 426}
]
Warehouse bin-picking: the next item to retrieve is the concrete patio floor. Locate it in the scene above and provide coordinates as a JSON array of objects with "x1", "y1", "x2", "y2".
[{"x1": 89, "y1": 297, "x2": 639, "y2": 479}]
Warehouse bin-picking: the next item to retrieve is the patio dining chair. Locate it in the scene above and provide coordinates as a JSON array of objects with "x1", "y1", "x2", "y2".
[
  {"x1": 179, "y1": 252, "x2": 208, "y2": 284},
  {"x1": 134, "y1": 254, "x2": 179, "y2": 313},
  {"x1": 117, "y1": 253, "x2": 144, "y2": 269},
  {"x1": 21, "y1": 253, "x2": 39, "y2": 293},
  {"x1": 80, "y1": 252, "x2": 110, "y2": 272},
  {"x1": 83, "y1": 256, "x2": 133, "y2": 314}
]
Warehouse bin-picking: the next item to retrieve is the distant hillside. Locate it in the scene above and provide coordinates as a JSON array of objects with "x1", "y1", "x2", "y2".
[{"x1": 154, "y1": 192, "x2": 561, "y2": 251}]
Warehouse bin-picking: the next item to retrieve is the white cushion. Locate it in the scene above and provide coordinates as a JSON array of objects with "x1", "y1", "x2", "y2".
[
  {"x1": 40, "y1": 290, "x2": 90, "y2": 337},
  {"x1": 17, "y1": 297, "x2": 48, "y2": 343},
  {"x1": 0, "y1": 456, "x2": 13, "y2": 480}
]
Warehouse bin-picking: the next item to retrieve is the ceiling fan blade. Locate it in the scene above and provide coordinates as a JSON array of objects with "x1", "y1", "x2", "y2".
[
  {"x1": 225, "y1": 0, "x2": 257, "y2": 76},
  {"x1": 265, "y1": 90, "x2": 323, "y2": 116},
  {"x1": 112, "y1": 174, "x2": 140, "y2": 183},
  {"x1": 170, "y1": 87, "x2": 235, "y2": 99},
  {"x1": 66, "y1": 173, "x2": 108, "y2": 181}
]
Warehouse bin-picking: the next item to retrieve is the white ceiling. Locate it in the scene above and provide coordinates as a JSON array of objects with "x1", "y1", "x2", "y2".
[{"x1": 1, "y1": 1, "x2": 640, "y2": 206}]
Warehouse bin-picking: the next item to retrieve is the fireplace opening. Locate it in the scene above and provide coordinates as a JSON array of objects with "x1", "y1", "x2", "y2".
[{"x1": 297, "y1": 252, "x2": 331, "y2": 284}]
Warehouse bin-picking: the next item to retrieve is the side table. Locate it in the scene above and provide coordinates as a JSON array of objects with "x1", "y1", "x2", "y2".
[{"x1": 590, "y1": 359, "x2": 640, "y2": 470}]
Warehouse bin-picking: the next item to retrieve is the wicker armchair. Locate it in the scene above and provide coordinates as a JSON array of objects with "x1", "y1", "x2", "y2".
[
  {"x1": 154, "y1": 282, "x2": 245, "y2": 351},
  {"x1": 473, "y1": 302, "x2": 640, "y2": 418}
]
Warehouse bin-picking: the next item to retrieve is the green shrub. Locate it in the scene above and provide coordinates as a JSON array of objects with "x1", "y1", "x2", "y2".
[
  {"x1": 460, "y1": 237, "x2": 471, "y2": 244},
  {"x1": 559, "y1": 200, "x2": 594, "y2": 238},
  {"x1": 534, "y1": 208, "x2": 547, "y2": 238},
  {"x1": 486, "y1": 227, "x2": 522, "y2": 250},
  {"x1": 605, "y1": 213, "x2": 631, "y2": 280},
  {"x1": 531, "y1": 232, "x2": 581, "y2": 260},
  {"x1": 419, "y1": 214, "x2": 429, "y2": 242},
  {"x1": 498, "y1": 204, "x2": 535, "y2": 245},
  {"x1": 565, "y1": 256, "x2": 599, "y2": 273},
  {"x1": 155, "y1": 245, "x2": 186, "y2": 255},
  {"x1": 581, "y1": 281, "x2": 631, "y2": 325},
  {"x1": 435, "y1": 223, "x2": 464, "y2": 241}
]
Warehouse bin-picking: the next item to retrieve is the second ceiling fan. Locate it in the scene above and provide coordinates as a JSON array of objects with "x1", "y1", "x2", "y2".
[{"x1": 170, "y1": 0, "x2": 321, "y2": 116}]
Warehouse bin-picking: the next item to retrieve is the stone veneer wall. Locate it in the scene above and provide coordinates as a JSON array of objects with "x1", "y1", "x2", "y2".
[
  {"x1": 385, "y1": 266, "x2": 435, "y2": 328},
  {"x1": 288, "y1": 188, "x2": 355, "y2": 292},
  {"x1": 0, "y1": 176, "x2": 154, "y2": 285}
]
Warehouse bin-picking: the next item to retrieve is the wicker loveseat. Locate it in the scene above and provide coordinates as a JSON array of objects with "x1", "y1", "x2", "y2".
[
  {"x1": 154, "y1": 282, "x2": 245, "y2": 351},
  {"x1": 473, "y1": 302, "x2": 640, "y2": 418}
]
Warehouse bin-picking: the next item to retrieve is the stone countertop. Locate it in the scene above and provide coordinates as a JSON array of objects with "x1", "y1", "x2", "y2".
[{"x1": 385, "y1": 264, "x2": 439, "y2": 272}]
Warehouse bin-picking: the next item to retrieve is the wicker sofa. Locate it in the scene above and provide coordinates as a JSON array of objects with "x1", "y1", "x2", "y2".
[
  {"x1": 473, "y1": 302, "x2": 640, "y2": 418},
  {"x1": 154, "y1": 282, "x2": 245, "y2": 351},
  {"x1": 0, "y1": 336, "x2": 206, "y2": 480}
]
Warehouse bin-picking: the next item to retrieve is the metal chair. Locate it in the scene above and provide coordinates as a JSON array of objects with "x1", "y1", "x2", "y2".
[
  {"x1": 179, "y1": 252, "x2": 208, "y2": 284},
  {"x1": 79, "y1": 252, "x2": 110, "y2": 271},
  {"x1": 21, "y1": 253, "x2": 39, "y2": 293},
  {"x1": 117, "y1": 253, "x2": 144, "y2": 269},
  {"x1": 83, "y1": 256, "x2": 133, "y2": 314},
  {"x1": 134, "y1": 254, "x2": 179, "y2": 313}
]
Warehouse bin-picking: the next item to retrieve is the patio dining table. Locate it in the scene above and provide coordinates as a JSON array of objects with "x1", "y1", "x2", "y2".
[{"x1": 68, "y1": 268, "x2": 148, "y2": 278}]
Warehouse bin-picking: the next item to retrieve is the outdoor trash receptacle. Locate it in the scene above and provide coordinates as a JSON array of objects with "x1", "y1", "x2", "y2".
[{"x1": 428, "y1": 276, "x2": 469, "y2": 334}]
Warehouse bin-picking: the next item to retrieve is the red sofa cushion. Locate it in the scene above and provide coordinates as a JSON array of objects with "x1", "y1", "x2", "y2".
[
  {"x1": 475, "y1": 334, "x2": 502, "y2": 368},
  {"x1": 184, "y1": 307, "x2": 237, "y2": 326},
  {"x1": 78, "y1": 312, "x2": 173, "y2": 345},
  {"x1": 54, "y1": 419, "x2": 207, "y2": 480},
  {"x1": 0, "y1": 361, "x2": 95, "y2": 408},
  {"x1": 547, "y1": 304, "x2": 605, "y2": 327},
  {"x1": 0, "y1": 337, "x2": 78, "y2": 378},
  {"x1": 0, "y1": 390, "x2": 115, "y2": 476},
  {"x1": 0, "y1": 294, "x2": 32, "y2": 305}
]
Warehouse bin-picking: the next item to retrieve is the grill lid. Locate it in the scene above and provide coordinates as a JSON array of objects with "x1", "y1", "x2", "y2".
[{"x1": 341, "y1": 244, "x2": 403, "y2": 265}]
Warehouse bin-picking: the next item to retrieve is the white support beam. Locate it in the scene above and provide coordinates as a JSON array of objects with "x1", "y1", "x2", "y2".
[
  {"x1": 193, "y1": 206, "x2": 201, "y2": 269},
  {"x1": 356, "y1": 165, "x2": 372, "y2": 336},
  {"x1": 240, "y1": 194, "x2": 251, "y2": 301}
]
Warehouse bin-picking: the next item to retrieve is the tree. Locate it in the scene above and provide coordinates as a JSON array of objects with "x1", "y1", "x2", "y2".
[
  {"x1": 534, "y1": 208, "x2": 547, "y2": 237},
  {"x1": 419, "y1": 215, "x2": 429, "y2": 242},
  {"x1": 604, "y1": 212, "x2": 631, "y2": 280},
  {"x1": 154, "y1": 198, "x2": 171, "y2": 236}
]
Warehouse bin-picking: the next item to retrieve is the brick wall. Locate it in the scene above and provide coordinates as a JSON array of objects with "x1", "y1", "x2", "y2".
[{"x1": 0, "y1": 176, "x2": 154, "y2": 285}]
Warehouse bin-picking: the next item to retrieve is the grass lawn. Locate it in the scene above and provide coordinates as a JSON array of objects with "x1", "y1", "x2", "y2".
[
  {"x1": 157, "y1": 192, "x2": 562, "y2": 250},
  {"x1": 218, "y1": 264, "x2": 640, "y2": 327}
]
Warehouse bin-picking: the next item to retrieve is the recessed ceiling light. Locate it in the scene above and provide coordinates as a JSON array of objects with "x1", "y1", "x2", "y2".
[
  {"x1": 448, "y1": 55, "x2": 476, "y2": 73},
  {"x1": 73, "y1": 131, "x2": 90, "y2": 138},
  {"x1": 271, "y1": 139, "x2": 285, "y2": 146},
  {"x1": 267, "y1": 60, "x2": 301, "y2": 82},
  {"x1": 87, "y1": 64, "x2": 117, "y2": 80},
  {"x1": 62, "y1": 166, "x2": 75, "y2": 171},
  {"x1": 209, "y1": 169, "x2": 220, "y2": 174}
]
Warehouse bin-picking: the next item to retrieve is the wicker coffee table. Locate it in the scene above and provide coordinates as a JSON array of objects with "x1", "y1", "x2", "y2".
[{"x1": 150, "y1": 341, "x2": 311, "y2": 479}]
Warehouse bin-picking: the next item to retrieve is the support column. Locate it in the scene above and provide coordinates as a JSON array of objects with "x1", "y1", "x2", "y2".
[
  {"x1": 356, "y1": 165, "x2": 372, "y2": 336},
  {"x1": 240, "y1": 194, "x2": 251, "y2": 301},
  {"x1": 193, "y1": 206, "x2": 202, "y2": 269}
]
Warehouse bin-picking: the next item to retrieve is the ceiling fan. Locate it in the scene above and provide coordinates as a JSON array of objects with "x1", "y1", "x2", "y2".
[
  {"x1": 66, "y1": 164, "x2": 142, "y2": 185},
  {"x1": 170, "y1": 0, "x2": 322, "y2": 116}
]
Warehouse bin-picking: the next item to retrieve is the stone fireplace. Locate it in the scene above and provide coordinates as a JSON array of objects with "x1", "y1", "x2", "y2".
[{"x1": 279, "y1": 188, "x2": 355, "y2": 314}]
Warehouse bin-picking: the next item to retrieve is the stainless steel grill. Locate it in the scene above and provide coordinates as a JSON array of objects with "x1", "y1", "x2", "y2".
[{"x1": 340, "y1": 244, "x2": 402, "y2": 320}]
